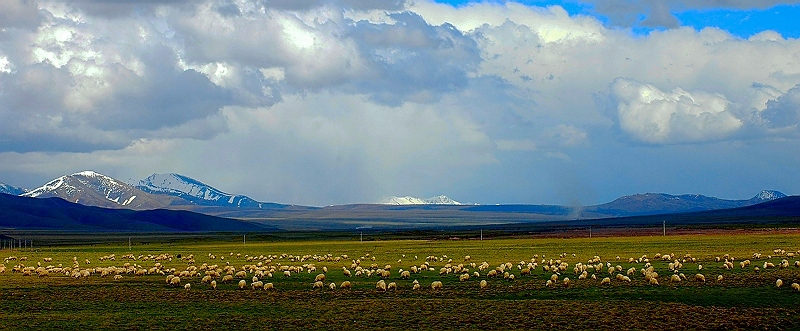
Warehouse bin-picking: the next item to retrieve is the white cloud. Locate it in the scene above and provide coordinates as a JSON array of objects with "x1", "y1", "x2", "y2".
[
  {"x1": 2, "y1": 1, "x2": 800, "y2": 204},
  {"x1": 610, "y1": 77, "x2": 742, "y2": 143}
]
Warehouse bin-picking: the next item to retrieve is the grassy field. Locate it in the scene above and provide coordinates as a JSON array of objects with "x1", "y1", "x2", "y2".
[{"x1": 2, "y1": 231, "x2": 800, "y2": 330}]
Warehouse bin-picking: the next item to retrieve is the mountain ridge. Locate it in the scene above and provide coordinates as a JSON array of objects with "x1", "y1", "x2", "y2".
[
  {"x1": 0, "y1": 182, "x2": 27, "y2": 195},
  {"x1": 135, "y1": 173, "x2": 275, "y2": 208}
]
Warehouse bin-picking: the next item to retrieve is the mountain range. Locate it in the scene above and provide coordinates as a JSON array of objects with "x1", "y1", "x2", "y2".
[
  {"x1": 0, "y1": 192, "x2": 268, "y2": 232},
  {"x1": 0, "y1": 170, "x2": 794, "y2": 231}
]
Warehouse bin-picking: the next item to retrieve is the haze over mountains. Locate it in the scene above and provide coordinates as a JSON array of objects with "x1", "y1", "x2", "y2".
[{"x1": 0, "y1": 170, "x2": 795, "y2": 231}]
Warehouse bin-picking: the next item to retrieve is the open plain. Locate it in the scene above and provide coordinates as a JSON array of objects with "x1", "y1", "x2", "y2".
[{"x1": 1, "y1": 231, "x2": 800, "y2": 330}]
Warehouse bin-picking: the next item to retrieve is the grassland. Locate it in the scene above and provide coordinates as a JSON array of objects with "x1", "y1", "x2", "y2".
[{"x1": 2, "y1": 231, "x2": 800, "y2": 330}]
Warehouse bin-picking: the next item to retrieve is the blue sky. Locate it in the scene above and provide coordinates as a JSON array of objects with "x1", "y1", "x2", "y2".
[
  {"x1": 1, "y1": 0, "x2": 799, "y2": 206},
  {"x1": 435, "y1": 0, "x2": 800, "y2": 38}
]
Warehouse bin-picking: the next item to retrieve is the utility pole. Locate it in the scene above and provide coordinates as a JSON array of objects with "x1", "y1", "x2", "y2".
[
  {"x1": 129, "y1": 237, "x2": 131, "y2": 251},
  {"x1": 589, "y1": 226, "x2": 592, "y2": 239},
  {"x1": 663, "y1": 220, "x2": 666, "y2": 236},
  {"x1": 360, "y1": 231, "x2": 363, "y2": 242},
  {"x1": 243, "y1": 234, "x2": 246, "y2": 246},
  {"x1": 480, "y1": 229, "x2": 483, "y2": 241}
]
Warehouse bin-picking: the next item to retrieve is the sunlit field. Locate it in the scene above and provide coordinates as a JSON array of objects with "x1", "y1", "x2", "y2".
[{"x1": 2, "y1": 232, "x2": 800, "y2": 330}]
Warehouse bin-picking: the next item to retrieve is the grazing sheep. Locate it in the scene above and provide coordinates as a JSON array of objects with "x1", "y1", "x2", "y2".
[
  {"x1": 113, "y1": 274, "x2": 123, "y2": 280},
  {"x1": 343, "y1": 268, "x2": 352, "y2": 277},
  {"x1": 480, "y1": 279, "x2": 487, "y2": 289},
  {"x1": 716, "y1": 275, "x2": 723, "y2": 282},
  {"x1": 264, "y1": 283, "x2": 274, "y2": 291},
  {"x1": 600, "y1": 277, "x2": 611, "y2": 286},
  {"x1": 387, "y1": 282, "x2": 397, "y2": 291},
  {"x1": 562, "y1": 277, "x2": 571, "y2": 287},
  {"x1": 400, "y1": 270, "x2": 411, "y2": 279},
  {"x1": 252, "y1": 281, "x2": 264, "y2": 290},
  {"x1": 649, "y1": 278, "x2": 659, "y2": 286},
  {"x1": 791, "y1": 283, "x2": 800, "y2": 291},
  {"x1": 431, "y1": 281, "x2": 443, "y2": 290},
  {"x1": 238, "y1": 279, "x2": 247, "y2": 289},
  {"x1": 211, "y1": 280, "x2": 217, "y2": 290},
  {"x1": 776, "y1": 279, "x2": 783, "y2": 288},
  {"x1": 459, "y1": 273, "x2": 470, "y2": 282},
  {"x1": 376, "y1": 280, "x2": 387, "y2": 291},
  {"x1": 315, "y1": 273, "x2": 326, "y2": 282},
  {"x1": 201, "y1": 275, "x2": 212, "y2": 284},
  {"x1": 170, "y1": 276, "x2": 181, "y2": 287},
  {"x1": 695, "y1": 274, "x2": 706, "y2": 283},
  {"x1": 340, "y1": 281, "x2": 351, "y2": 290},
  {"x1": 670, "y1": 274, "x2": 681, "y2": 282},
  {"x1": 222, "y1": 275, "x2": 233, "y2": 283},
  {"x1": 283, "y1": 270, "x2": 291, "y2": 278},
  {"x1": 184, "y1": 283, "x2": 191, "y2": 291},
  {"x1": 312, "y1": 281, "x2": 324, "y2": 289},
  {"x1": 329, "y1": 282, "x2": 336, "y2": 290},
  {"x1": 412, "y1": 283, "x2": 421, "y2": 290}
]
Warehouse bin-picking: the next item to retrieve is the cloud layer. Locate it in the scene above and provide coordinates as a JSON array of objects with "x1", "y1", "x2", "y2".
[{"x1": 1, "y1": 0, "x2": 799, "y2": 205}]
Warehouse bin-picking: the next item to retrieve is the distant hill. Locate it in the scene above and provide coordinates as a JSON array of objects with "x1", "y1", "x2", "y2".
[
  {"x1": 0, "y1": 193, "x2": 271, "y2": 232},
  {"x1": 584, "y1": 190, "x2": 786, "y2": 217}
]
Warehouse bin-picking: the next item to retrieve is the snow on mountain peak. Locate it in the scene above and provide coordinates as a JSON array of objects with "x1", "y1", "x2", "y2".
[
  {"x1": 137, "y1": 173, "x2": 263, "y2": 208},
  {"x1": 753, "y1": 190, "x2": 786, "y2": 201},
  {"x1": 383, "y1": 195, "x2": 461, "y2": 205},
  {"x1": 0, "y1": 182, "x2": 28, "y2": 195}
]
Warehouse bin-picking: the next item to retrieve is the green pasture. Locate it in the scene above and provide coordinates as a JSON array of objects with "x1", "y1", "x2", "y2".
[{"x1": 1, "y1": 232, "x2": 799, "y2": 329}]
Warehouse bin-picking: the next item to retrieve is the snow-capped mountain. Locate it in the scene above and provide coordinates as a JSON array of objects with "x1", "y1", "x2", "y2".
[
  {"x1": 136, "y1": 173, "x2": 266, "y2": 208},
  {"x1": 22, "y1": 171, "x2": 186, "y2": 209},
  {"x1": 383, "y1": 195, "x2": 462, "y2": 205},
  {"x1": 749, "y1": 190, "x2": 786, "y2": 202},
  {"x1": 0, "y1": 182, "x2": 27, "y2": 195}
]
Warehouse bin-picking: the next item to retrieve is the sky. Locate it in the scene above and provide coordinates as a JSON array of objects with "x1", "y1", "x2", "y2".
[{"x1": 1, "y1": 0, "x2": 799, "y2": 206}]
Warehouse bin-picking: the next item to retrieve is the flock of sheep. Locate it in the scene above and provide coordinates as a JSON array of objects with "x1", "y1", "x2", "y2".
[{"x1": 2, "y1": 247, "x2": 800, "y2": 294}]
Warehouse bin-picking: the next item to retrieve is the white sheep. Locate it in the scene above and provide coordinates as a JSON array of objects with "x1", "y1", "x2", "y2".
[
  {"x1": 264, "y1": 283, "x2": 274, "y2": 290},
  {"x1": 252, "y1": 281, "x2": 264, "y2": 290},
  {"x1": 211, "y1": 280, "x2": 217, "y2": 290},
  {"x1": 431, "y1": 281, "x2": 443, "y2": 290},
  {"x1": 480, "y1": 279, "x2": 487, "y2": 289},
  {"x1": 695, "y1": 274, "x2": 706, "y2": 283},
  {"x1": 376, "y1": 280, "x2": 387, "y2": 291},
  {"x1": 315, "y1": 273, "x2": 326, "y2": 282},
  {"x1": 791, "y1": 283, "x2": 800, "y2": 291},
  {"x1": 776, "y1": 279, "x2": 783, "y2": 288},
  {"x1": 716, "y1": 275, "x2": 723, "y2": 282},
  {"x1": 184, "y1": 283, "x2": 191, "y2": 291},
  {"x1": 170, "y1": 276, "x2": 181, "y2": 287},
  {"x1": 340, "y1": 281, "x2": 352, "y2": 289},
  {"x1": 238, "y1": 279, "x2": 247, "y2": 289},
  {"x1": 387, "y1": 282, "x2": 397, "y2": 291},
  {"x1": 459, "y1": 273, "x2": 470, "y2": 282},
  {"x1": 600, "y1": 277, "x2": 611, "y2": 286}
]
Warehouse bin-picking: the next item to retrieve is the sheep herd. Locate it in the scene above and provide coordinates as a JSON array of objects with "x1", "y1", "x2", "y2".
[{"x1": 2, "y1": 246, "x2": 800, "y2": 296}]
